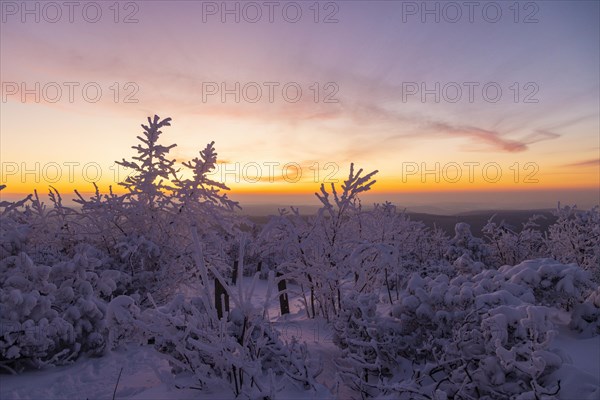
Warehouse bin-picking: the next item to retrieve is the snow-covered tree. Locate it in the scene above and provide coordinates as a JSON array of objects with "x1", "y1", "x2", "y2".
[
  {"x1": 116, "y1": 115, "x2": 177, "y2": 209},
  {"x1": 546, "y1": 204, "x2": 600, "y2": 282},
  {"x1": 73, "y1": 115, "x2": 242, "y2": 301},
  {"x1": 260, "y1": 164, "x2": 378, "y2": 320}
]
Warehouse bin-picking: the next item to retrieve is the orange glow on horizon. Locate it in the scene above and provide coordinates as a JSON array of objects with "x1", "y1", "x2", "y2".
[{"x1": 1, "y1": 172, "x2": 598, "y2": 199}]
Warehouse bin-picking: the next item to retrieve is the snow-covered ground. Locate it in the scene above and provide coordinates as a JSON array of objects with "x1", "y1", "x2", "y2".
[
  {"x1": 549, "y1": 328, "x2": 600, "y2": 400},
  {"x1": 2, "y1": 277, "x2": 598, "y2": 400},
  {"x1": 0, "y1": 277, "x2": 335, "y2": 399}
]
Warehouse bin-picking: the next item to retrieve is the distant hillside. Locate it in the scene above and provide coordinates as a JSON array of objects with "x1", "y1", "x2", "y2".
[
  {"x1": 407, "y1": 210, "x2": 557, "y2": 235},
  {"x1": 244, "y1": 209, "x2": 558, "y2": 236}
]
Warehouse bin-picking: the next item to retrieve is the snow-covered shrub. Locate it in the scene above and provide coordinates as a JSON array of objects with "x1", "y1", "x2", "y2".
[
  {"x1": 453, "y1": 253, "x2": 485, "y2": 275},
  {"x1": 349, "y1": 203, "x2": 451, "y2": 298},
  {"x1": 389, "y1": 273, "x2": 461, "y2": 352},
  {"x1": 445, "y1": 222, "x2": 489, "y2": 263},
  {"x1": 5, "y1": 188, "x2": 81, "y2": 266},
  {"x1": 423, "y1": 304, "x2": 564, "y2": 399},
  {"x1": 546, "y1": 204, "x2": 600, "y2": 283},
  {"x1": 483, "y1": 214, "x2": 546, "y2": 267},
  {"x1": 333, "y1": 258, "x2": 592, "y2": 399},
  {"x1": 258, "y1": 206, "x2": 311, "y2": 278},
  {"x1": 114, "y1": 234, "x2": 161, "y2": 294},
  {"x1": 240, "y1": 237, "x2": 264, "y2": 278},
  {"x1": 333, "y1": 291, "x2": 406, "y2": 397},
  {"x1": 106, "y1": 295, "x2": 142, "y2": 349},
  {"x1": 0, "y1": 190, "x2": 128, "y2": 371},
  {"x1": 0, "y1": 250, "x2": 120, "y2": 371},
  {"x1": 1, "y1": 115, "x2": 245, "y2": 372},
  {"x1": 0, "y1": 253, "x2": 73, "y2": 371},
  {"x1": 0, "y1": 187, "x2": 31, "y2": 260},
  {"x1": 500, "y1": 258, "x2": 594, "y2": 310},
  {"x1": 121, "y1": 228, "x2": 322, "y2": 397},
  {"x1": 569, "y1": 285, "x2": 600, "y2": 337},
  {"x1": 137, "y1": 232, "x2": 321, "y2": 398},
  {"x1": 140, "y1": 294, "x2": 321, "y2": 397},
  {"x1": 49, "y1": 253, "x2": 112, "y2": 353}
]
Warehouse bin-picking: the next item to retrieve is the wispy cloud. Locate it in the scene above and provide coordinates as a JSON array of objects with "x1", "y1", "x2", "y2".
[
  {"x1": 2, "y1": 9, "x2": 591, "y2": 161},
  {"x1": 561, "y1": 159, "x2": 600, "y2": 168}
]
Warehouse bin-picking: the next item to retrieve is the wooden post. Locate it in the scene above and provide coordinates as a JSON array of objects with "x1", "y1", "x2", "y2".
[
  {"x1": 276, "y1": 272, "x2": 290, "y2": 315},
  {"x1": 384, "y1": 268, "x2": 394, "y2": 305},
  {"x1": 232, "y1": 260, "x2": 239, "y2": 285},
  {"x1": 215, "y1": 278, "x2": 229, "y2": 319},
  {"x1": 307, "y1": 274, "x2": 316, "y2": 318}
]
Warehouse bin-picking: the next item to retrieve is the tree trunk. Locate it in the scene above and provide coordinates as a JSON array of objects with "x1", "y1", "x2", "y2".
[
  {"x1": 276, "y1": 272, "x2": 290, "y2": 315},
  {"x1": 307, "y1": 274, "x2": 316, "y2": 318},
  {"x1": 232, "y1": 260, "x2": 239, "y2": 285},
  {"x1": 215, "y1": 278, "x2": 229, "y2": 319},
  {"x1": 384, "y1": 268, "x2": 393, "y2": 305}
]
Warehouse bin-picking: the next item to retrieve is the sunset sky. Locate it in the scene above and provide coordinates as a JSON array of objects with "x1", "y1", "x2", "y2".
[{"x1": 1, "y1": 1, "x2": 598, "y2": 212}]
